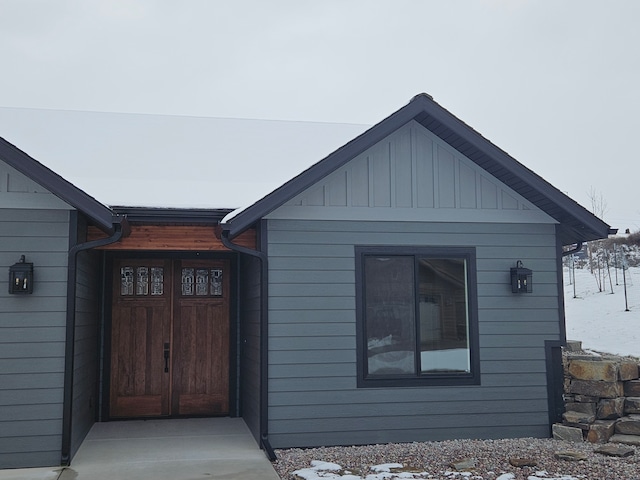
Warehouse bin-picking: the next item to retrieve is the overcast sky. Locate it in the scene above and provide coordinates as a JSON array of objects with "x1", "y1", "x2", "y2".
[{"x1": 1, "y1": 0, "x2": 638, "y2": 231}]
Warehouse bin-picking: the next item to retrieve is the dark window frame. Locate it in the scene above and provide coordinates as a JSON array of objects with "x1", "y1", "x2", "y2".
[{"x1": 355, "y1": 245, "x2": 481, "y2": 388}]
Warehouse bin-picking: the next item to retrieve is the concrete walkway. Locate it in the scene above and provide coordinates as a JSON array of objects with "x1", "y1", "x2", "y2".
[{"x1": 0, "y1": 418, "x2": 281, "y2": 480}]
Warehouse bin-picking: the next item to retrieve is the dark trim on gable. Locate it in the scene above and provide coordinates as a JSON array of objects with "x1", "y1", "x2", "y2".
[
  {"x1": 223, "y1": 94, "x2": 611, "y2": 246},
  {"x1": 0, "y1": 136, "x2": 126, "y2": 234}
]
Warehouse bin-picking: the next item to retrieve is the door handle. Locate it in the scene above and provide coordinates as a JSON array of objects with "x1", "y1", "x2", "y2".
[{"x1": 164, "y1": 342, "x2": 170, "y2": 373}]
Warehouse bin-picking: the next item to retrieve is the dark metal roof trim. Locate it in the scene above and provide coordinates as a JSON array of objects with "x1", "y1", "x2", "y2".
[
  {"x1": 223, "y1": 93, "x2": 611, "y2": 244},
  {"x1": 111, "y1": 206, "x2": 234, "y2": 225},
  {"x1": 0, "y1": 136, "x2": 123, "y2": 234}
]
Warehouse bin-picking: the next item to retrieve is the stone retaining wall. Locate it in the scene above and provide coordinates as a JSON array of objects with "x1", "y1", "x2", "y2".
[{"x1": 555, "y1": 341, "x2": 640, "y2": 445}]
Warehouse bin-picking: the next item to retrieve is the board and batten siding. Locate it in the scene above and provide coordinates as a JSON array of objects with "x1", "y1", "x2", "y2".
[
  {"x1": 265, "y1": 219, "x2": 560, "y2": 448},
  {"x1": 267, "y1": 120, "x2": 554, "y2": 226},
  {"x1": 0, "y1": 208, "x2": 71, "y2": 468}
]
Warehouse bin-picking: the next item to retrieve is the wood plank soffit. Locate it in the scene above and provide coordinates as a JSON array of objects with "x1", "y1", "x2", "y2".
[{"x1": 87, "y1": 225, "x2": 256, "y2": 251}]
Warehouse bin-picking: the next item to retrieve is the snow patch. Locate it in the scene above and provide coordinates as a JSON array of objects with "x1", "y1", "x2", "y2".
[{"x1": 565, "y1": 266, "x2": 639, "y2": 357}]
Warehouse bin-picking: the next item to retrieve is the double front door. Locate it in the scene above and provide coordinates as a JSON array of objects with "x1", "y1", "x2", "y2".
[{"x1": 110, "y1": 258, "x2": 230, "y2": 418}]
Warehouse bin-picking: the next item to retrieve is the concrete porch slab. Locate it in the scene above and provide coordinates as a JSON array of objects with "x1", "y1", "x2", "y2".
[{"x1": 0, "y1": 418, "x2": 280, "y2": 480}]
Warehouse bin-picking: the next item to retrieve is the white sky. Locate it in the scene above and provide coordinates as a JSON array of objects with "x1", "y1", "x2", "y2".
[{"x1": 1, "y1": 0, "x2": 639, "y2": 230}]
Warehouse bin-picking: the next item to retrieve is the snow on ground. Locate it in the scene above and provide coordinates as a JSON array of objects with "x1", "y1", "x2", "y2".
[
  {"x1": 291, "y1": 461, "x2": 580, "y2": 480},
  {"x1": 564, "y1": 265, "x2": 640, "y2": 357}
]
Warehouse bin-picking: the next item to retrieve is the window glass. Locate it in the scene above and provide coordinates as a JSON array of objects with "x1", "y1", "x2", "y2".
[
  {"x1": 418, "y1": 258, "x2": 470, "y2": 373},
  {"x1": 358, "y1": 247, "x2": 478, "y2": 386},
  {"x1": 364, "y1": 256, "x2": 416, "y2": 375}
]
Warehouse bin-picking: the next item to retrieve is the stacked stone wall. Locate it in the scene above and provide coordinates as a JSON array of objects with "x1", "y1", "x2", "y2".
[{"x1": 555, "y1": 343, "x2": 640, "y2": 445}]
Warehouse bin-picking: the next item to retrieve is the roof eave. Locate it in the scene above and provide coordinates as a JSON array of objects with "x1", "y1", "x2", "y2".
[
  {"x1": 407, "y1": 96, "x2": 613, "y2": 244},
  {"x1": 223, "y1": 94, "x2": 612, "y2": 243},
  {"x1": 0, "y1": 137, "x2": 121, "y2": 234}
]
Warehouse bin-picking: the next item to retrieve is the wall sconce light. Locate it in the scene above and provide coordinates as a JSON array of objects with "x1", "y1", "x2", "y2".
[
  {"x1": 9, "y1": 255, "x2": 34, "y2": 294},
  {"x1": 511, "y1": 260, "x2": 532, "y2": 293}
]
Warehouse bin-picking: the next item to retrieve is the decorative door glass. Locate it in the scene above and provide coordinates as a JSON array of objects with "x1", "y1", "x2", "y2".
[
  {"x1": 196, "y1": 269, "x2": 209, "y2": 295},
  {"x1": 182, "y1": 268, "x2": 195, "y2": 296},
  {"x1": 121, "y1": 267, "x2": 134, "y2": 296},
  {"x1": 211, "y1": 269, "x2": 223, "y2": 296},
  {"x1": 181, "y1": 267, "x2": 223, "y2": 296},
  {"x1": 120, "y1": 265, "x2": 164, "y2": 297},
  {"x1": 151, "y1": 267, "x2": 164, "y2": 295},
  {"x1": 136, "y1": 267, "x2": 149, "y2": 295}
]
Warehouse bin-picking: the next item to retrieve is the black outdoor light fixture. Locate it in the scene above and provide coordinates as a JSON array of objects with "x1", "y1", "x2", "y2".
[
  {"x1": 9, "y1": 255, "x2": 34, "y2": 294},
  {"x1": 510, "y1": 260, "x2": 532, "y2": 294}
]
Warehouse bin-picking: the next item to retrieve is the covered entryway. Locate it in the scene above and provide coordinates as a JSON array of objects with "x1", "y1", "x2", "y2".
[{"x1": 110, "y1": 257, "x2": 230, "y2": 418}]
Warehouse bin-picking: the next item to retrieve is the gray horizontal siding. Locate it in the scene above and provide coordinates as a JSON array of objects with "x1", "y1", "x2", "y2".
[
  {"x1": 240, "y1": 255, "x2": 262, "y2": 443},
  {"x1": 70, "y1": 248, "x2": 101, "y2": 459},
  {"x1": 0, "y1": 208, "x2": 69, "y2": 468},
  {"x1": 267, "y1": 219, "x2": 560, "y2": 448},
  {"x1": 269, "y1": 385, "x2": 548, "y2": 406},
  {"x1": 270, "y1": 398, "x2": 549, "y2": 421}
]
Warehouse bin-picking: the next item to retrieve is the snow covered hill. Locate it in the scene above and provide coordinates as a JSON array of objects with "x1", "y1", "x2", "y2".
[{"x1": 564, "y1": 264, "x2": 639, "y2": 357}]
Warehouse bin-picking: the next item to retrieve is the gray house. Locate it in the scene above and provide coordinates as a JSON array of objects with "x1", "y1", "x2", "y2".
[{"x1": 0, "y1": 94, "x2": 612, "y2": 468}]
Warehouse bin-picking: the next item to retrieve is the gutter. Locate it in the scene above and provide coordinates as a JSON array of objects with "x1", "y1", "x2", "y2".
[
  {"x1": 562, "y1": 241, "x2": 583, "y2": 257},
  {"x1": 61, "y1": 215, "x2": 130, "y2": 466},
  {"x1": 218, "y1": 224, "x2": 276, "y2": 461}
]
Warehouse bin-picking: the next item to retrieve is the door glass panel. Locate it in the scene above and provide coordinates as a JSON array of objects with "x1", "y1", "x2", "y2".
[
  {"x1": 211, "y1": 269, "x2": 223, "y2": 296},
  {"x1": 121, "y1": 266, "x2": 134, "y2": 296},
  {"x1": 150, "y1": 267, "x2": 164, "y2": 296},
  {"x1": 136, "y1": 267, "x2": 149, "y2": 295},
  {"x1": 182, "y1": 268, "x2": 194, "y2": 296},
  {"x1": 196, "y1": 269, "x2": 209, "y2": 295}
]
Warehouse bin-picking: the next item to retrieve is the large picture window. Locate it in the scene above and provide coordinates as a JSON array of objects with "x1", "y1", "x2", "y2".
[{"x1": 356, "y1": 246, "x2": 480, "y2": 387}]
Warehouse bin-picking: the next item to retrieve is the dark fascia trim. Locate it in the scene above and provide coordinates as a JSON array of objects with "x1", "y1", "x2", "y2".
[
  {"x1": 111, "y1": 206, "x2": 234, "y2": 225},
  {"x1": 0, "y1": 136, "x2": 124, "y2": 234},
  {"x1": 410, "y1": 99, "x2": 611, "y2": 243},
  {"x1": 224, "y1": 94, "x2": 611, "y2": 244}
]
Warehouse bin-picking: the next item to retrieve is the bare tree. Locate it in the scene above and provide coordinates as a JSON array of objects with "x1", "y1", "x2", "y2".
[
  {"x1": 587, "y1": 186, "x2": 608, "y2": 220},
  {"x1": 586, "y1": 187, "x2": 608, "y2": 291}
]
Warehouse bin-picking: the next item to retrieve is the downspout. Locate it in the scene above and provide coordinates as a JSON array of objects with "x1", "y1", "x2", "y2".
[
  {"x1": 218, "y1": 224, "x2": 276, "y2": 461},
  {"x1": 562, "y1": 241, "x2": 583, "y2": 257},
  {"x1": 61, "y1": 216, "x2": 129, "y2": 466}
]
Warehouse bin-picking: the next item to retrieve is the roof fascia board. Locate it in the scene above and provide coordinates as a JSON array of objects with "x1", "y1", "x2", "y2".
[
  {"x1": 0, "y1": 137, "x2": 117, "y2": 233},
  {"x1": 112, "y1": 206, "x2": 234, "y2": 224},
  {"x1": 225, "y1": 94, "x2": 610, "y2": 242},
  {"x1": 413, "y1": 97, "x2": 611, "y2": 238}
]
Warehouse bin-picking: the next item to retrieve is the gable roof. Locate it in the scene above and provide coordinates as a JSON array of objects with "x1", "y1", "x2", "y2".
[
  {"x1": 222, "y1": 93, "x2": 613, "y2": 246},
  {"x1": 0, "y1": 137, "x2": 126, "y2": 234},
  {"x1": 0, "y1": 107, "x2": 368, "y2": 211}
]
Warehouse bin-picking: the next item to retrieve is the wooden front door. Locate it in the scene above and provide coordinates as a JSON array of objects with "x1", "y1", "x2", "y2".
[{"x1": 110, "y1": 258, "x2": 230, "y2": 418}]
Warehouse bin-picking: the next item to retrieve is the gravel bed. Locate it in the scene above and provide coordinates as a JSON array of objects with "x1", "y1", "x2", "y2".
[{"x1": 273, "y1": 437, "x2": 640, "y2": 479}]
